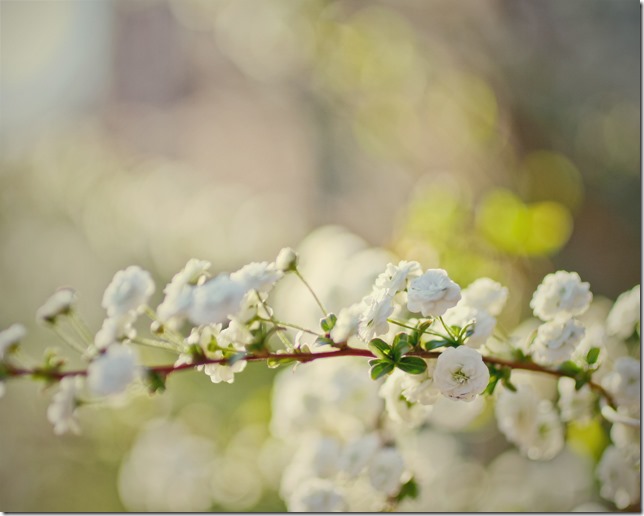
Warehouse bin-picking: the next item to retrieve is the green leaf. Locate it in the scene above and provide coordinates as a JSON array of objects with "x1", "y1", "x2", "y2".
[
  {"x1": 558, "y1": 360, "x2": 582, "y2": 376},
  {"x1": 396, "y1": 357, "x2": 427, "y2": 375},
  {"x1": 368, "y1": 338, "x2": 392, "y2": 360},
  {"x1": 267, "y1": 356, "x2": 296, "y2": 369},
  {"x1": 423, "y1": 338, "x2": 451, "y2": 351},
  {"x1": 392, "y1": 333, "x2": 411, "y2": 360},
  {"x1": 370, "y1": 360, "x2": 395, "y2": 380},
  {"x1": 484, "y1": 375, "x2": 501, "y2": 395},
  {"x1": 395, "y1": 477, "x2": 419, "y2": 503},
  {"x1": 586, "y1": 347, "x2": 600, "y2": 365},
  {"x1": 501, "y1": 375, "x2": 517, "y2": 392},
  {"x1": 320, "y1": 313, "x2": 337, "y2": 333},
  {"x1": 144, "y1": 369, "x2": 167, "y2": 394}
]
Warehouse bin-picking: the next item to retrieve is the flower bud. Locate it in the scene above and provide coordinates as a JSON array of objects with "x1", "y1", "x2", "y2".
[{"x1": 276, "y1": 247, "x2": 298, "y2": 272}]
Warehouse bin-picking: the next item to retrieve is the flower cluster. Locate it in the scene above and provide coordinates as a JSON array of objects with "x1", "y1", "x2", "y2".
[{"x1": 0, "y1": 239, "x2": 639, "y2": 512}]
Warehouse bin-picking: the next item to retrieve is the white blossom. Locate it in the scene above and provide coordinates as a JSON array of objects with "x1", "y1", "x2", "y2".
[
  {"x1": 400, "y1": 360, "x2": 441, "y2": 405},
  {"x1": 200, "y1": 351, "x2": 247, "y2": 384},
  {"x1": 230, "y1": 261, "x2": 283, "y2": 293},
  {"x1": 407, "y1": 269, "x2": 461, "y2": 317},
  {"x1": 94, "y1": 312, "x2": 137, "y2": 350},
  {"x1": 596, "y1": 445, "x2": 640, "y2": 509},
  {"x1": 433, "y1": 346, "x2": 490, "y2": 402},
  {"x1": 188, "y1": 274, "x2": 247, "y2": 326},
  {"x1": 287, "y1": 478, "x2": 347, "y2": 512},
  {"x1": 102, "y1": 265, "x2": 155, "y2": 317},
  {"x1": 374, "y1": 260, "x2": 422, "y2": 296},
  {"x1": 358, "y1": 290, "x2": 394, "y2": 341},
  {"x1": 461, "y1": 277, "x2": 508, "y2": 316},
  {"x1": 87, "y1": 345, "x2": 140, "y2": 397},
  {"x1": 530, "y1": 271, "x2": 592, "y2": 321},
  {"x1": 156, "y1": 259, "x2": 211, "y2": 322},
  {"x1": 606, "y1": 285, "x2": 640, "y2": 339},
  {"x1": 570, "y1": 324, "x2": 606, "y2": 368},
  {"x1": 36, "y1": 288, "x2": 77, "y2": 324},
  {"x1": 442, "y1": 305, "x2": 496, "y2": 349},
  {"x1": 379, "y1": 369, "x2": 430, "y2": 427},
  {"x1": 338, "y1": 434, "x2": 380, "y2": 478},
  {"x1": 0, "y1": 323, "x2": 26, "y2": 358},
  {"x1": 367, "y1": 447, "x2": 405, "y2": 496},
  {"x1": 330, "y1": 302, "x2": 364, "y2": 344},
  {"x1": 217, "y1": 318, "x2": 253, "y2": 351},
  {"x1": 47, "y1": 376, "x2": 83, "y2": 435},
  {"x1": 275, "y1": 247, "x2": 298, "y2": 272},
  {"x1": 531, "y1": 318, "x2": 585, "y2": 365},
  {"x1": 602, "y1": 357, "x2": 640, "y2": 410},
  {"x1": 495, "y1": 384, "x2": 564, "y2": 461},
  {"x1": 557, "y1": 377, "x2": 595, "y2": 423}
]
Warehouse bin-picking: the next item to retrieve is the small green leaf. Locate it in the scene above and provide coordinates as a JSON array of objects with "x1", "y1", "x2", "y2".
[
  {"x1": 392, "y1": 333, "x2": 411, "y2": 360},
  {"x1": 395, "y1": 477, "x2": 419, "y2": 503},
  {"x1": 370, "y1": 360, "x2": 395, "y2": 380},
  {"x1": 423, "y1": 338, "x2": 451, "y2": 351},
  {"x1": 267, "y1": 356, "x2": 296, "y2": 369},
  {"x1": 586, "y1": 347, "x2": 600, "y2": 365},
  {"x1": 396, "y1": 357, "x2": 427, "y2": 375},
  {"x1": 501, "y1": 376, "x2": 517, "y2": 392},
  {"x1": 368, "y1": 338, "x2": 392, "y2": 360},
  {"x1": 484, "y1": 375, "x2": 501, "y2": 395},
  {"x1": 320, "y1": 313, "x2": 337, "y2": 333},
  {"x1": 558, "y1": 360, "x2": 582, "y2": 376}
]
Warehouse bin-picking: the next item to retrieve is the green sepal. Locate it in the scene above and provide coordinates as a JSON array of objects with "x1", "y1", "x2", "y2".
[
  {"x1": 144, "y1": 369, "x2": 167, "y2": 394},
  {"x1": 320, "y1": 313, "x2": 337, "y2": 333},
  {"x1": 396, "y1": 357, "x2": 427, "y2": 375},
  {"x1": 586, "y1": 347, "x2": 600, "y2": 366},
  {"x1": 368, "y1": 338, "x2": 392, "y2": 360},
  {"x1": 395, "y1": 477, "x2": 419, "y2": 503},
  {"x1": 369, "y1": 359, "x2": 395, "y2": 380}
]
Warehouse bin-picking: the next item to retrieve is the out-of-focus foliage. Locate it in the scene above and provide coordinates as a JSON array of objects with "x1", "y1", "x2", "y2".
[{"x1": 0, "y1": 0, "x2": 639, "y2": 511}]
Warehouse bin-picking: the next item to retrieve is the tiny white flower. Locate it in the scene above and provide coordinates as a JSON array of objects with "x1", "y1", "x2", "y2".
[
  {"x1": 602, "y1": 357, "x2": 640, "y2": 410},
  {"x1": 570, "y1": 324, "x2": 606, "y2": 368},
  {"x1": 275, "y1": 247, "x2": 298, "y2": 272},
  {"x1": 287, "y1": 478, "x2": 347, "y2": 512},
  {"x1": 407, "y1": 269, "x2": 461, "y2": 317},
  {"x1": 374, "y1": 260, "x2": 422, "y2": 296},
  {"x1": 330, "y1": 302, "x2": 364, "y2": 344},
  {"x1": 400, "y1": 360, "x2": 441, "y2": 405},
  {"x1": 47, "y1": 376, "x2": 83, "y2": 435},
  {"x1": 94, "y1": 312, "x2": 137, "y2": 350},
  {"x1": 530, "y1": 270, "x2": 592, "y2": 321},
  {"x1": 0, "y1": 323, "x2": 26, "y2": 359},
  {"x1": 434, "y1": 346, "x2": 489, "y2": 402},
  {"x1": 358, "y1": 291, "x2": 394, "y2": 341},
  {"x1": 218, "y1": 318, "x2": 253, "y2": 350},
  {"x1": 156, "y1": 259, "x2": 211, "y2": 322},
  {"x1": 531, "y1": 318, "x2": 585, "y2": 366},
  {"x1": 367, "y1": 447, "x2": 405, "y2": 496},
  {"x1": 200, "y1": 350, "x2": 247, "y2": 384},
  {"x1": 606, "y1": 285, "x2": 640, "y2": 340},
  {"x1": 596, "y1": 445, "x2": 640, "y2": 509},
  {"x1": 188, "y1": 274, "x2": 247, "y2": 326},
  {"x1": 230, "y1": 261, "x2": 283, "y2": 293},
  {"x1": 87, "y1": 345, "x2": 140, "y2": 397},
  {"x1": 36, "y1": 288, "x2": 77, "y2": 324},
  {"x1": 442, "y1": 304, "x2": 496, "y2": 349},
  {"x1": 102, "y1": 265, "x2": 155, "y2": 317},
  {"x1": 461, "y1": 277, "x2": 508, "y2": 316},
  {"x1": 557, "y1": 376, "x2": 595, "y2": 423}
]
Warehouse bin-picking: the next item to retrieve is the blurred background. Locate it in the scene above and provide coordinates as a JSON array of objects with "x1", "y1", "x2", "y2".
[{"x1": 0, "y1": 0, "x2": 639, "y2": 511}]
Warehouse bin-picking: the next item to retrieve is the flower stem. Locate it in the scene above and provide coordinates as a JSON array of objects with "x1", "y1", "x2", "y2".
[{"x1": 294, "y1": 269, "x2": 328, "y2": 316}]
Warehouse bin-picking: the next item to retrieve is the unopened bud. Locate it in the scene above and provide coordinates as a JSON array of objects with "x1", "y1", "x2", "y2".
[{"x1": 276, "y1": 247, "x2": 299, "y2": 272}]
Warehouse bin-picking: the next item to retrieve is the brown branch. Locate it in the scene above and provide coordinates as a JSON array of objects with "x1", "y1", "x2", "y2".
[{"x1": 5, "y1": 346, "x2": 616, "y2": 408}]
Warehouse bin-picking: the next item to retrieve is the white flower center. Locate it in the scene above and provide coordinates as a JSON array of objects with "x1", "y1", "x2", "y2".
[{"x1": 451, "y1": 368, "x2": 470, "y2": 384}]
